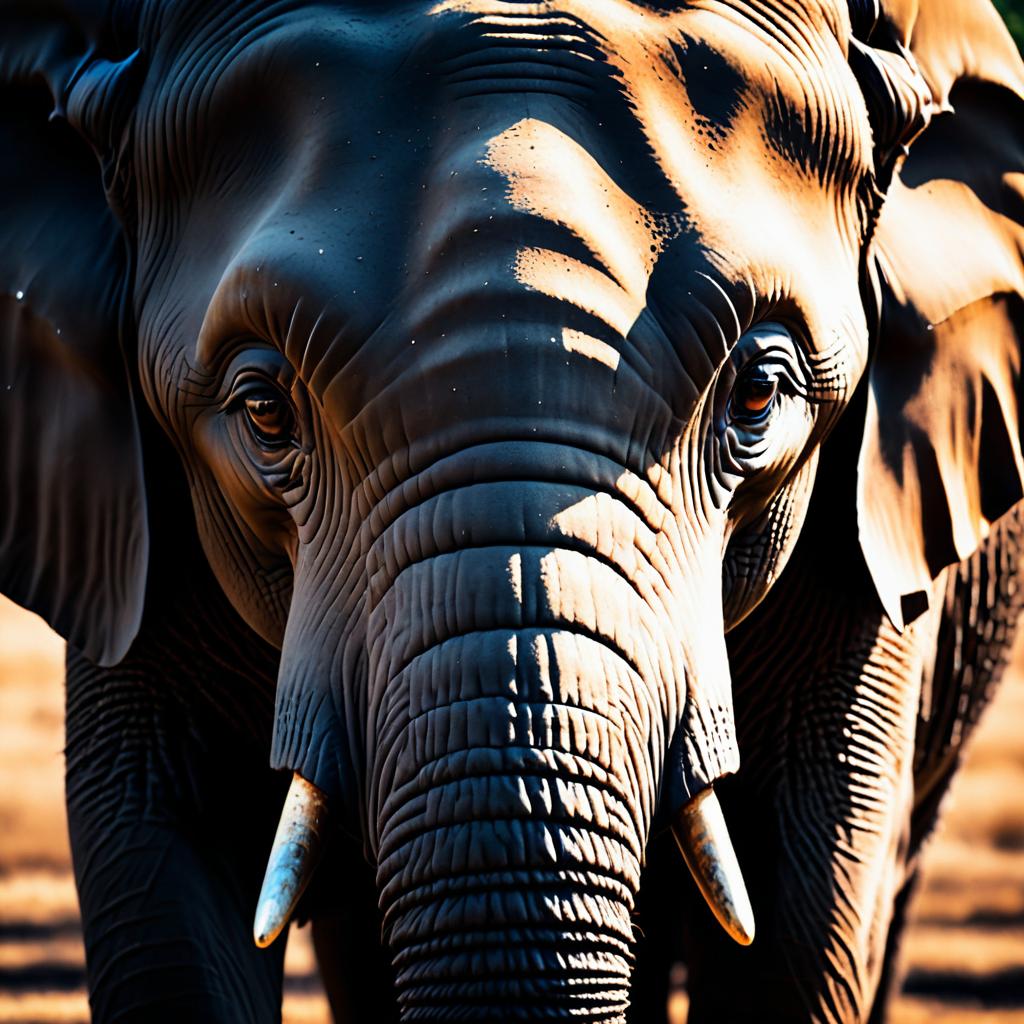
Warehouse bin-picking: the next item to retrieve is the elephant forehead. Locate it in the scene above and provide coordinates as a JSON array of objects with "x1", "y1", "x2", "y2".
[
  {"x1": 142, "y1": 0, "x2": 871, "y2": 384},
  {"x1": 426, "y1": 0, "x2": 869, "y2": 173},
  {"x1": 141, "y1": 0, "x2": 868, "y2": 201}
]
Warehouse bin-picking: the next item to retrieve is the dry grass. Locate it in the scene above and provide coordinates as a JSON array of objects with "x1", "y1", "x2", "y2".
[{"x1": 1, "y1": 594, "x2": 1022, "y2": 1022}]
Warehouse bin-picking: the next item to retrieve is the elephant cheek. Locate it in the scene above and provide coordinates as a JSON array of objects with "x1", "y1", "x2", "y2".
[{"x1": 722, "y1": 453, "x2": 821, "y2": 630}]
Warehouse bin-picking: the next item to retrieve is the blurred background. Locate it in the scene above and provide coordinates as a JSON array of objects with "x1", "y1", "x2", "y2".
[
  {"x1": 2, "y1": 10, "x2": 1023, "y2": 1022},
  {"x1": 1, "y1": 584, "x2": 1023, "y2": 1022},
  {"x1": 997, "y1": 0, "x2": 1024, "y2": 46}
]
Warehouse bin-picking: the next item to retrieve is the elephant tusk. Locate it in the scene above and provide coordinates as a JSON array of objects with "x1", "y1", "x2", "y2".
[
  {"x1": 253, "y1": 772, "x2": 329, "y2": 949},
  {"x1": 671, "y1": 787, "x2": 755, "y2": 946}
]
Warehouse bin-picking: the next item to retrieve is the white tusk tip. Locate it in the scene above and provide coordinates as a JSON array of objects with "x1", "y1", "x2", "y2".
[{"x1": 253, "y1": 905, "x2": 286, "y2": 949}]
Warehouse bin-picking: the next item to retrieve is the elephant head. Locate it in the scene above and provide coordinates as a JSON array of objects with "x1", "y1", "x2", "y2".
[{"x1": 2, "y1": 0, "x2": 1021, "y2": 1018}]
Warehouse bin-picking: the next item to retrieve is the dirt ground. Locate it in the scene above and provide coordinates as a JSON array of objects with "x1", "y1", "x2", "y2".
[{"x1": 1, "y1": 594, "x2": 1021, "y2": 1022}]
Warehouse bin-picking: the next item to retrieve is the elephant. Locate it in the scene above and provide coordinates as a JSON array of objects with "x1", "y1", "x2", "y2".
[{"x1": 2, "y1": 0, "x2": 1023, "y2": 1021}]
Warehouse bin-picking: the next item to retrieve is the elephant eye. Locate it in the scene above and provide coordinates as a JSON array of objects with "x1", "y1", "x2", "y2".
[
  {"x1": 243, "y1": 391, "x2": 296, "y2": 448},
  {"x1": 730, "y1": 367, "x2": 779, "y2": 424}
]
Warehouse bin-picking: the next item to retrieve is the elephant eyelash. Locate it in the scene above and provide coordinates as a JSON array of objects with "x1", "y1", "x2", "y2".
[{"x1": 221, "y1": 371, "x2": 285, "y2": 410}]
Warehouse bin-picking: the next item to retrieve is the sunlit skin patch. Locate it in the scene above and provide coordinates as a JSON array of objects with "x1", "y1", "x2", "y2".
[
  {"x1": 509, "y1": 249, "x2": 645, "y2": 339},
  {"x1": 620, "y1": 19, "x2": 862, "y2": 314},
  {"x1": 507, "y1": 551, "x2": 523, "y2": 603},
  {"x1": 448, "y1": 2, "x2": 869, "y2": 368},
  {"x1": 481, "y1": 117, "x2": 674, "y2": 347},
  {"x1": 561, "y1": 328, "x2": 620, "y2": 370},
  {"x1": 429, "y1": 0, "x2": 664, "y2": 31},
  {"x1": 464, "y1": 11, "x2": 601, "y2": 55},
  {"x1": 480, "y1": 117, "x2": 667, "y2": 293}
]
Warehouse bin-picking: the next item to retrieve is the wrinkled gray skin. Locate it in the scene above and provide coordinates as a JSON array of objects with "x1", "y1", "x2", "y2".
[{"x1": 2, "y1": 0, "x2": 1023, "y2": 1022}]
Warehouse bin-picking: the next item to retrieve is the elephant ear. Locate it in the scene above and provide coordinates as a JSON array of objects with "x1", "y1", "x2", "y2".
[
  {"x1": 0, "y1": 4, "x2": 147, "y2": 665},
  {"x1": 851, "y1": 0, "x2": 1024, "y2": 629}
]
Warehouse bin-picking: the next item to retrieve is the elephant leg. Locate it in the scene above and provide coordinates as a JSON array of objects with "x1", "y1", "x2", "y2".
[
  {"x1": 864, "y1": 867, "x2": 919, "y2": 1024},
  {"x1": 686, "y1": 606, "x2": 936, "y2": 1022},
  {"x1": 687, "y1": 503, "x2": 1024, "y2": 1023},
  {"x1": 65, "y1": 581, "x2": 287, "y2": 1023},
  {"x1": 305, "y1": 835, "x2": 399, "y2": 1023},
  {"x1": 866, "y1": 505, "x2": 1024, "y2": 1024},
  {"x1": 69, "y1": 804, "x2": 287, "y2": 1023},
  {"x1": 912, "y1": 505, "x2": 1024, "y2": 819}
]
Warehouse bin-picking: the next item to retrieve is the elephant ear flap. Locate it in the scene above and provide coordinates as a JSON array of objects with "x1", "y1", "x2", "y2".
[
  {"x1": 0, "y1": 11, "x2": 148, "y2": 665},
  {"x1": 853, "y1": 0, "x2": 1024, "y2": 629}
]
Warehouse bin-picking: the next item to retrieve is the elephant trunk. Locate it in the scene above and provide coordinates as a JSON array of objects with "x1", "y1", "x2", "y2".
[
  {"x1": 372, "y1": 633, "x2": 644, "y2": 1018},
  {"x1": 378, "y1": 743, "x2": 640, "y2": 1017},
  {"x1": 357, "y1": 462, "x2": 741, "y2": 1018}
]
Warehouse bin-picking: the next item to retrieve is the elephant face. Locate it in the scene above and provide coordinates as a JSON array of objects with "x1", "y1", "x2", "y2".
[
  {"x1": 135, "y1": 1, "x2": 869, "y2": 955},
  {"x1": 3, "y1": 0, "x2": 1022, "y2": 1019}
]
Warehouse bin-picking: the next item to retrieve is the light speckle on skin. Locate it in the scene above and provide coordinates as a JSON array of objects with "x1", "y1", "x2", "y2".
[{"x1": 15, "y1": 291, "x2": 23, "y2": 301}]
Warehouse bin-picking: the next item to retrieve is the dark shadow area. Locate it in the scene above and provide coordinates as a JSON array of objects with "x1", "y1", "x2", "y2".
[
  {"x1": 0, "y1": 919, "x2": 82, "y2": 942},
  {"x1": 903, "y1": 967, "x2": 1024, "y2": 1006}
]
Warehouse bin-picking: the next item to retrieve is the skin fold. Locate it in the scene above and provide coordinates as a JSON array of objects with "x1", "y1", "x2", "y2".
[{"x1": 1, "y1": 1, "x2": 1022, "y2": 1021}]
